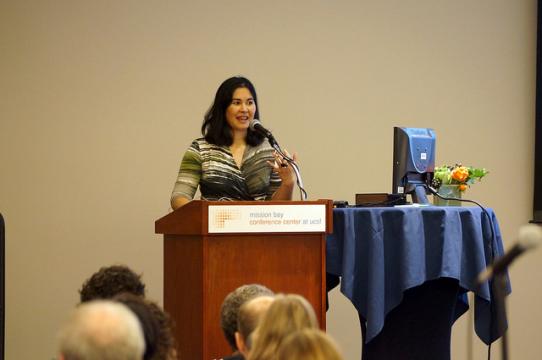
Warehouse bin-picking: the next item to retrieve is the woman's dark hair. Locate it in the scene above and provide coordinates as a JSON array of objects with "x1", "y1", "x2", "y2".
[
  {"x1": 113, "y1": 293, "x2": 160, "y2": 360},
  {"x1": 114, "y1": 292, "x2": 178, "y2": 360},
  {"x1": 201, "y1": 76, "x2": 265, "y2": 147}
]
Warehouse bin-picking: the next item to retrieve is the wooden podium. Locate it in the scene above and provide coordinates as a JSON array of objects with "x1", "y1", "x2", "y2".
[{"x1": 155, "y1": 200, "x2": 333, "y2": 359}]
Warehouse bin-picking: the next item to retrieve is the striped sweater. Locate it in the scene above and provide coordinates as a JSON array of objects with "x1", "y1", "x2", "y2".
[{"x1": 171, "y1": 138, "x2": 281, "y2": 202}]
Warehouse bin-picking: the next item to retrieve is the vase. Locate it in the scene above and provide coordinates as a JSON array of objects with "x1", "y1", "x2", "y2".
[{"x1": 433, "y1": 184, "x2": 462, "y2": 206}]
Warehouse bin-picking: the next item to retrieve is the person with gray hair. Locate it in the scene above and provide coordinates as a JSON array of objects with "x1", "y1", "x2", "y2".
[
  {"x1": 220, "y1": 284, "x2": 274, "y2": 360},
  {"x1": 58, "y1": 300, "x2": 145, "y2": 360}
]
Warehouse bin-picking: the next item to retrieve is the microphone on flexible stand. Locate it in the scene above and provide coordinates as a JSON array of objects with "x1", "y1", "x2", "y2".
[
  {"x1": 249, "y1": 119, "x2": 307, "y2": 200},
  {"x1": 249, "y1": 119, "x2": 278, "y2": 147},
  {"x1": 476, "y1": 224, "x2": 541, "y2": 360},
  {"x1": 477, "y1": 224, "x2": 542, "y2": 285}
]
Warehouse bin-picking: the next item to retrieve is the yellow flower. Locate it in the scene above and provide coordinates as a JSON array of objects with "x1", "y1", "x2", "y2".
[{"x1": 451, "y1": 166, "x2": 469, "y2": 182}]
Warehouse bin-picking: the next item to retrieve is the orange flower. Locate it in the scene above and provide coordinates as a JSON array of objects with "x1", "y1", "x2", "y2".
[
  {"x1": 451, "y1": 166, "x2": 469, "y2": 182},
  {"x1": 458, "y1": 184, "x2": 468, "y2": 191}
]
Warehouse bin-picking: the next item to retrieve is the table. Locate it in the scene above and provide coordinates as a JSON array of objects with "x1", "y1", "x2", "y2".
[{"x1": 326, "y1": 206, "x2": 510, "y2": 359}]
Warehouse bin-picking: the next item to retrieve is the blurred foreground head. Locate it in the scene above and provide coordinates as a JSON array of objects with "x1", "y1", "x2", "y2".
[
  {"x1": 58, "y1": 300, "x2": 145, "y2": 360},
  {"x1": 248, "y1": 294, "x2": 318, "y2": 360},
  {"x1": 277, "y1": 329, "x2": 344, "y2": 360}
]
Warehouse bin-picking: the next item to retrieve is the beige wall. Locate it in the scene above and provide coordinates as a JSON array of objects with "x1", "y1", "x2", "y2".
[{"x1": 0, "y1": 0, "x2": 538, "y2": 359}]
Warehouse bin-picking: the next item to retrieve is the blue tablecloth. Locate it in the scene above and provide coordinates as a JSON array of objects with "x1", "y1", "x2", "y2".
[{"x1": 326, "y1": 206, "x2": 510, "y2": 345}]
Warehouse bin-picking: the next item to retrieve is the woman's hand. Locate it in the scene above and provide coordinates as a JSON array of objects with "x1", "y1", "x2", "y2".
[
  {"x1": 269, "y1": 150, "x2": 297, "y2": 185},
  {"x1": 269, "y1": 150, "x2": 297, "y2": 201},
  {"x1": 171, "y1": 196, "x2": 191, "y2": 210}
]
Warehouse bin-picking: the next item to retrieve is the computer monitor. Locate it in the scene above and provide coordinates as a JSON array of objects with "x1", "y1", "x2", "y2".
[{"x1": 392, "y1": 127, "x2": 436, "y2": 204}]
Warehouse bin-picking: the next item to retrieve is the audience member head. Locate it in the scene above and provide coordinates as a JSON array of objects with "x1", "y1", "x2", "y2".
[
  {"x1": 248, "y1": 294, "x2": 318, "y2": 360},
  {"x1": 113, "y1": 293, "x2": 161, "y2": 360},
  {"x1": 143, "y1": 298, "x2": 178, "y2": 360},
  {"x1": 79, "y1": 265, "x2": 146, "y2": 302},
  {"x1": 113, "y1": 293, "x2": 178, "y2": 360},
  {"x1": 235, "y1": 296, "x2": 275, "y2": 357},
  {"x1": 220, "y1": 284, "x2": 274, "y2": 352},
  {"x1": 276, "y1": 329, "x2": 344, "y2": 360},
  {"x1": 58, "y1": 300, "x2": 145, "y2": 360}
]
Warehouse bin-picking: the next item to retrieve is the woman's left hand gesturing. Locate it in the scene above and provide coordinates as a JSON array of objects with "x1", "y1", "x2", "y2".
[{"x1": 268, "y1": 150, "x2": 297, "y2": 186}]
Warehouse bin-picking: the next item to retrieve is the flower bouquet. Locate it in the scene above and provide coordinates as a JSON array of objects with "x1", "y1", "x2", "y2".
[{"x1": 431, "y1": 164, "x2": 488, "y2": 205}]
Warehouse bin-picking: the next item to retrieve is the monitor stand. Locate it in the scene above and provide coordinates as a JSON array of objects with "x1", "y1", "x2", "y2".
[{"x1": 411, "y1": 184, "x2": 430, "y2": 205}]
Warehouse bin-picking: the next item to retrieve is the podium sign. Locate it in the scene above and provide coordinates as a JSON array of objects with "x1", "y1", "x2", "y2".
[{"x1": 208, "y1": 204, "x2": 326, "y2": 233}]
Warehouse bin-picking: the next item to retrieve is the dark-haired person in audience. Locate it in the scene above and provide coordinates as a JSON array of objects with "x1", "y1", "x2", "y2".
[
  {"x1": 79, "y1": 264, "x2": 145, "y2": 302},
  {"x1": 248, "y1": 294, "x2": 318, "y2": 360},
  {"x1": 235, "y1": 296, "x2": 274, "y2": 359},
  {"x1": 145, "y1": 298, "x2": 177, "y2": 360},
  {"x1": 79, "y1": 266, "x2": 177, "y2": 359},
  {"x1": 219, "y1": 284, "x2": 274, "y2": 360},
  {"x1": 58, "y1": 300, "x2": 145, "y2": 360},
  {"x1": 277, "y1": 329, "x2": 344, "y2": 360},
  {"x1": 114, "y1": 293, "x2": 178, "y2": 360},
  {"x1": 170, "y1": 76, "x2": 297, "y2": 210}
]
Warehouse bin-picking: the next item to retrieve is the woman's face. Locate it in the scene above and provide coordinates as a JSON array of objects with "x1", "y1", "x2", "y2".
[{"x1": 225, "y1": 87, "x2": 256, "y2": 134}]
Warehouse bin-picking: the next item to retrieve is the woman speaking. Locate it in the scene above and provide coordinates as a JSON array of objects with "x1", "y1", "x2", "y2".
[{"x1": 170, "y1": 76, "x2": 297, "y2": 210}]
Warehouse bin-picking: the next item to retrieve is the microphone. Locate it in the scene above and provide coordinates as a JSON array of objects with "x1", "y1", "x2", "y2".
[
  {"x1": 249, "y1": 119, "x2": 277, "y2": 146},
  {"x1": 477, "y1": 224, "x2": 542, "y2": 284},
  {"x1": 249, "y1": 119, "x2": 307, "y2": 200}
]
